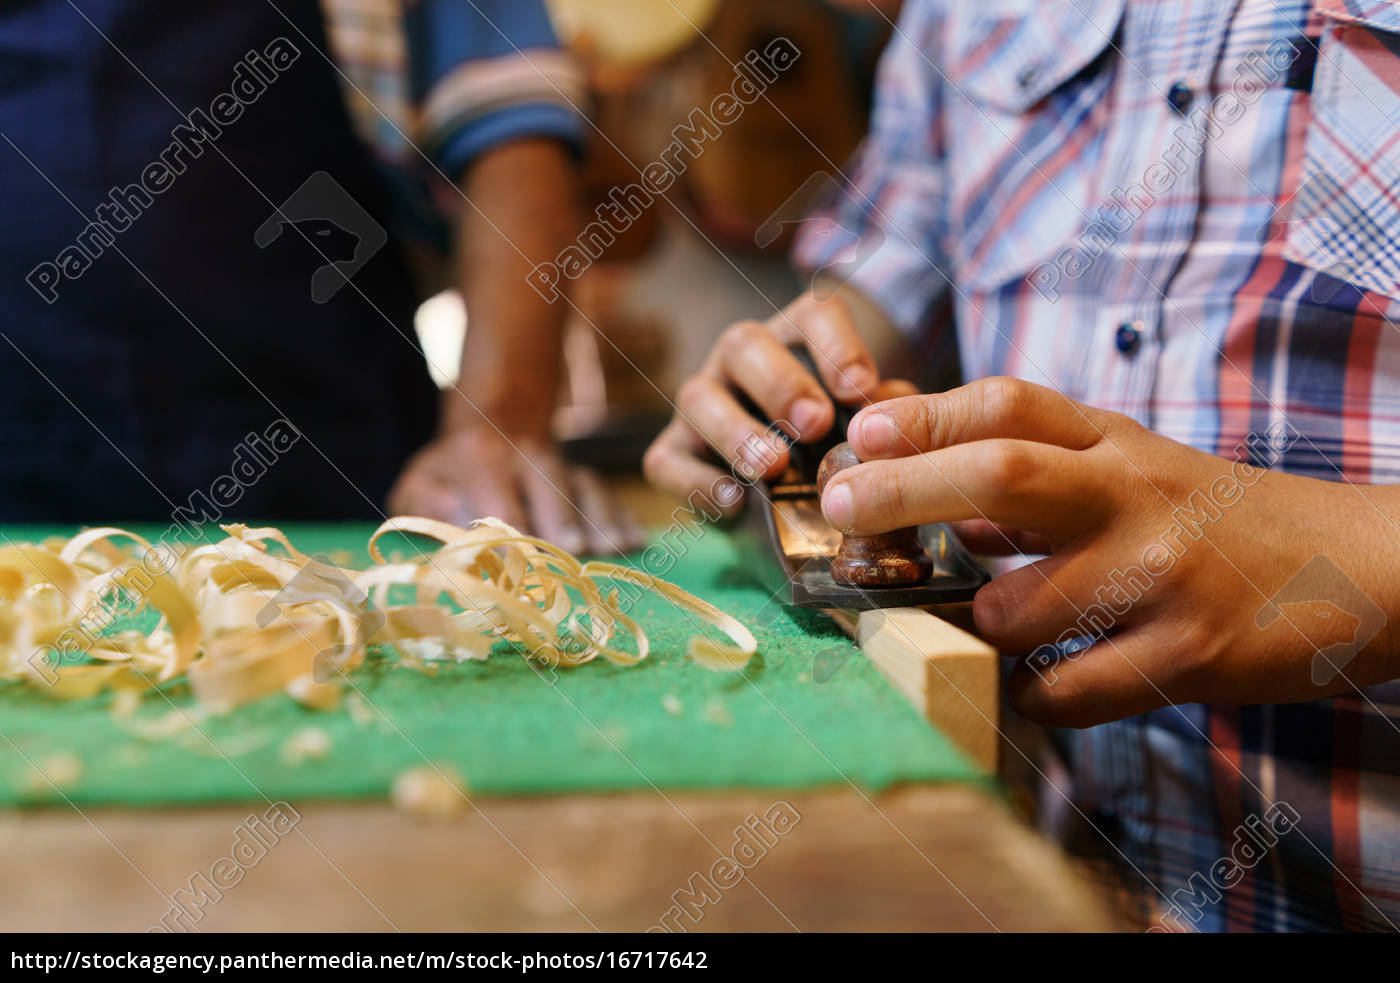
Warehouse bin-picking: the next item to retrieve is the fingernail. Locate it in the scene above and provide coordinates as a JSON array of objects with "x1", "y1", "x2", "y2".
[
  {"x1": 714, "y1": 477, "x2": 744, "y2": 507},
  {"x1": 557, "y1": 528, "x2": 585, "y2": 553},
  {"x1": 790, "y1": 398, "x2": 824, "y2": 436},
  {"x1": 841, "y1": 364, "x2": 872, "y2": 393},
  {"x1": 860, "y1": 412, "x2": 895, "y2": 454},
  {"x1": 739, "y1": 442, "x2": 773, "y2": 479},
  {"x1": 822, "y1": 482, "x2": 854, "y2": 532}
]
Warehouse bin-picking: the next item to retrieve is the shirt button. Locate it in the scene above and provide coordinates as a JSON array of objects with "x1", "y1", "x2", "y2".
[
  {"x1": 1167, "y1": 81, "x2": 1193, "y2": 113},
  {"x1": 1115, "y1": 322, "x2": 1142, "y2": 355},
  {"x1": 1017, "y1": 66, "x2": 1039, "y2": 89}
]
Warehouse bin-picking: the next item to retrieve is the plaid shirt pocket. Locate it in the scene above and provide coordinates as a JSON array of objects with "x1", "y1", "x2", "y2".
[
  {"x1": 943, "y1": 0, "x2": 1125, "y2": 291},
  {"x1": 1283, "y1": 0, "x2": 1400, "y2": 300}
]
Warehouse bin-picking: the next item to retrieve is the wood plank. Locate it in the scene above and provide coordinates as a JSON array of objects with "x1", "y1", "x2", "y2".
[
  {"x1": 830, "y1": 607, "x2": 999, "y2": 772},
  {"x1": 0, "y1": 785, "x2": 1117, "y2": 932}
]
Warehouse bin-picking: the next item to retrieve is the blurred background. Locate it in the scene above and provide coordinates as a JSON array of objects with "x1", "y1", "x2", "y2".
[{"x1": 415, "y1": 0, "x2": 897, "y2": 470}]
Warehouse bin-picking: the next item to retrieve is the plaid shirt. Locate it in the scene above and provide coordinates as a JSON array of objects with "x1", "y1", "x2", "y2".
[
  {"x1": 794, "y1": 0, "x2": 1400, "y2": 931},
  {"x1": 319, "y1": 0, "x2": 584, "y2": 256}
]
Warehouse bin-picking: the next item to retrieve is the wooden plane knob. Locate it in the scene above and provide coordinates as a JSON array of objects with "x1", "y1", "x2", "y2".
[{"x1": 816, "y1": 441, "x2": 933, "y2": 588}]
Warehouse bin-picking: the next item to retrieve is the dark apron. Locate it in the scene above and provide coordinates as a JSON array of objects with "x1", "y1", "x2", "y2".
[{"x1": 0, "y1": 0, "x2": 437, "y2": 521}]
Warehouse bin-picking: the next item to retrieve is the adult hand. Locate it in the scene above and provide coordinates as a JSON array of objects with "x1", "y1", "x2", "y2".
[
  {"x1": 395, "y1": 139, "x2": 646, "y2": 555},
  {"x1": 643, "y1": 291, "x2": 918, "y2": 513},
  {"x1": 388, "y1": 427, "x2": 644, "y2": 555},
  {"x1": 819, "y1": 376, "x2": 1400, "y2": 726}
]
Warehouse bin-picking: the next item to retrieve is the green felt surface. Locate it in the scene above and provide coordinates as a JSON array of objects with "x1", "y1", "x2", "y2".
[{"x1": 0, "y1": 523, "x2": 983, "y2": 807}]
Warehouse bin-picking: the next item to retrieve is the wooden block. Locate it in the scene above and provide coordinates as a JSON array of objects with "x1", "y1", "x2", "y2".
[{"x1": 830, "y1": 607, "x2": 1000, "y2": 772}]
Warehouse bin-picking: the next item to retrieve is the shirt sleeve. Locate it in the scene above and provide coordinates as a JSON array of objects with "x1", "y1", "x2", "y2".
[
  {"x1": 404, "y1": 0, "x2": 587, "y2": 180},
  {"x1": 790, "y1": 0, "x2": 951, "y2": 342}
]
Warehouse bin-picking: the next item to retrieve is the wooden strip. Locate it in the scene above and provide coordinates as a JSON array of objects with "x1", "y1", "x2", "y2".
[{"x1": 830, "y1": 607, "x2": 999, "y2": 772}]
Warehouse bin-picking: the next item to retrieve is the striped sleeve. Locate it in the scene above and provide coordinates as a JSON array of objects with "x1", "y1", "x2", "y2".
[
  {"x1": 790, "y1": 0, "x2": 952, "y2": 341},
  {"x1": 404, "y1": 0, "x2": 587, "y2": 179}
]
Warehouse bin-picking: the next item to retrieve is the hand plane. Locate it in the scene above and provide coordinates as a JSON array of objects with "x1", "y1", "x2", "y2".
[{"x1": 739, "y1": 350, "x2": 989, "y2": 611}]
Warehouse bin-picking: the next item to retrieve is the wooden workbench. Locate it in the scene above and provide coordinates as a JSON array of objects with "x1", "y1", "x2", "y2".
[
  {"x1": 0, "y1": 484, "x2": 1120, "y2": 932},
  {"x1": 0, "y1": 785, "x2": 1117, "y2": 931}
]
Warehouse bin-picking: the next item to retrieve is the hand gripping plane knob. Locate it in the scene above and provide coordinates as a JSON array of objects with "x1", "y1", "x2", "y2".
[{"x1": 816, "y1": 441, "x2": 934, "y2": 588}]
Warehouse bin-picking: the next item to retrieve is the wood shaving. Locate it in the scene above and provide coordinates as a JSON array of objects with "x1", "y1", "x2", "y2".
[
  {"x1": 328, "y1": 549, "x2": 356, "y2": 568},
  {"x1": 111, "y1": 688, "x2": 143, "y2": 718},
  {"x1": 391, "y1": 764, "x2": 468, "y2": 819},
  {"x1": 281, "y1": 727, "x2": 332, "y2": 766},
  {"x1": 286, "y1": 674, "x2": 340, "y2": 712},
  {"x1": 345, "y1": 691, "x2": 376, "y2": 728},
  {"x1": 581, "y1": 561, "x2": 756, "y2": 673},
  {"x1": 0, "y1": 518, "x2": 758, "y2": 724},
  {"x1": 702, "y1": 698, "x2": 734, "y2": 728},
  {"x1": 24, "y1": 751, "x2": 82, "y2": 793}
]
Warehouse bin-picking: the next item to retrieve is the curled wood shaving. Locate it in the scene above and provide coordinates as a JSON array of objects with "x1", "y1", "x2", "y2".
[
  {"x1": 0, "y1": 517, "x2": 757, "y2": 721},
  {"x1": 581, "y1": 561, "x2": 756, "y2": 672}
]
